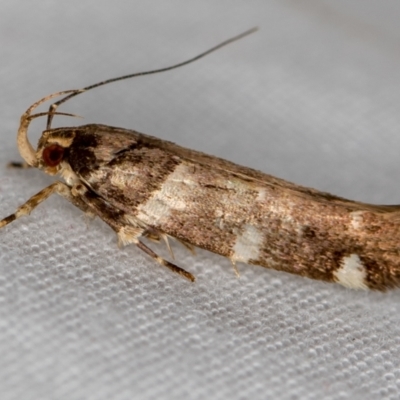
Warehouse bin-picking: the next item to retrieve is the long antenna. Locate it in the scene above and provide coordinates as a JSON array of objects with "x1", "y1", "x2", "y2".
[{"x1": 46, "y1": 27, "x2": 258, "y2": 129}]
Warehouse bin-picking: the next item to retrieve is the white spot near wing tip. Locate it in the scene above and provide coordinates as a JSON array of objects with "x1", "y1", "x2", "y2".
[
  {"x1": 231, "y1": 224, "x2": 263, "y2": 264},
  {"x1": 334, "y1": 253, "x2": 368, "y2": 290},
  {"x1": 350, "y1": 211, "x2": 364, "y2": 230}
]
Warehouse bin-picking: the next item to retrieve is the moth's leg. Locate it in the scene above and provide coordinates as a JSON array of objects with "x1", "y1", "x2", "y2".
[
  {"x1": 136, "y1": 228, "x2": 174, "y2": 258},
  {"x1": 74, "y1": 186, "x2": 195, "y2": 282},
  {"x1": 141, "y1": 228, "x2": 195, "y2": 258},
  {"x1": 230, "y1": 260, "x2": 240, "y2": 278},
  {"x1": 136, "y1": 240, "x2": 195, "y2": 282},
  {"x1": 7, "y1": 161, "x2": 32, "y2": 169},
  {"x1": 175, "y1": 238, "x2": 196, "y2": 256},
  {"x1": 0, "y1": 181, "x2": 85, "y2": 228},
  {"x1": 160, "y1": 234, "x2": 174, "y2": 260}
]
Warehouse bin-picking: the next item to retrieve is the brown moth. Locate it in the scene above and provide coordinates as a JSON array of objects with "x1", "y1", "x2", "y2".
[{"x1": 2, "y1": 28, "x2": 400, "y2": 291}]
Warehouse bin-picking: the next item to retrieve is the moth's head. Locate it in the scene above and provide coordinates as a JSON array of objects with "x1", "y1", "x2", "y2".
[
  {"x1": 17, "y1": 89, "x2": 81, "y2": 170},
  {"x1": 35, "y1": 129, "x2": 75, "y2": 175}
]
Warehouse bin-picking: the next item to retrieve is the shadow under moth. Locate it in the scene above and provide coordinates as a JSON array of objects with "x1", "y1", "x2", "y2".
[{"x1": 2, "y1": 28, "x2": 399, "y2": 291}]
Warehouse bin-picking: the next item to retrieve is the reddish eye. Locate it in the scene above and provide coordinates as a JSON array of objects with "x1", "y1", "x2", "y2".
[{"x1": 42, "y1": 144, "x2": 65, "y2": 167}]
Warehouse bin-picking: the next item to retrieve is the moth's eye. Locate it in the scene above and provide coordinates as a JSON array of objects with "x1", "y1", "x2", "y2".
[{"x1": 42, "y1": 144, "x2": 65, "y2": 167}]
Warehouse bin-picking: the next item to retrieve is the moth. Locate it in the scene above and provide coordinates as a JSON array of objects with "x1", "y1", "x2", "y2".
[{"x1": 2, "y1": 28, "x2": 399, "y2": 291}]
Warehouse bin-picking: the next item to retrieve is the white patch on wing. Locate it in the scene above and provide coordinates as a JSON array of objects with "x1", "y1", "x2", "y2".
[
  {"x1": 256, "y1": 188, "x2": 267, "y2": 202},
  {"x1": 350, "y1": 211, "x2": 364, "y2": 230},
  {"x1": 110, "y1": 167, "x2": 141, "y2": 189},
  {"x1": 231, "y1": 224, "x2": 263, "y2": 264},
  {"x1": 333, "y1": 254, "x2": 368, "y2": 290},
  {"x1": 136, "y1": 163, "x2": 192, "y2": 225}
]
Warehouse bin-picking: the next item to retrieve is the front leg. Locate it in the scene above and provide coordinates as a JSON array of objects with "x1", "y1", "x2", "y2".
[{"x1": 0, "y1": 181, "x2": 90, "y2": 228}]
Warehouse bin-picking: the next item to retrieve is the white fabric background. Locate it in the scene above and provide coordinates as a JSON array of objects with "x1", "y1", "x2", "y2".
[{"x1": 1, "y1": 1, "x2": 400, "y2": 399}]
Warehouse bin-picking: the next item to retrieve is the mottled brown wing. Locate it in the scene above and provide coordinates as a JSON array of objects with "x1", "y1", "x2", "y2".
[
  {"x1": 71, "y1": 124, "x2": 400, "y2": 214},
  {"x1": 64, "y1": 124, "x2": 400, "y2": 290}
]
